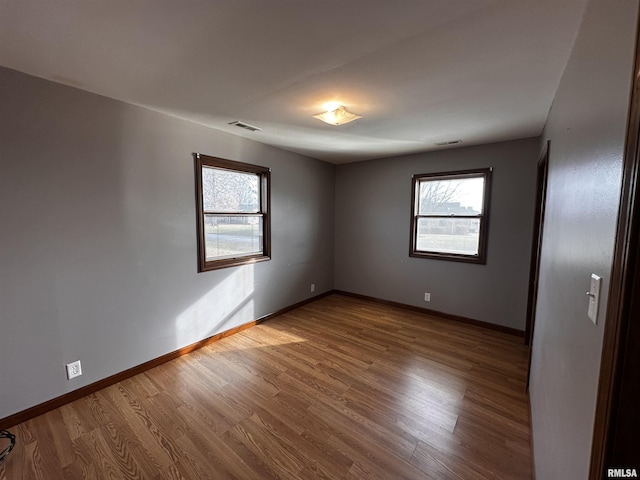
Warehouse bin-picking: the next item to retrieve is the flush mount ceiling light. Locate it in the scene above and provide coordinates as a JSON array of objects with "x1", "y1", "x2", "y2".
[{"x1": 312, "y1": 105, "x2": 362, "y2": 126}]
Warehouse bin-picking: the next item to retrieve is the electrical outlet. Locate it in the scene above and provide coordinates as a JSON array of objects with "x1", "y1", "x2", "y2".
[
  {"x1": 424, "y1": 292, "x2": 431, "y2": 302},
  {"x1": 310, "y1": 283, "x2": 316, "y2": 293},
  {"x1": 66, "y1": 360, "x2": 82, "y2": 380}
]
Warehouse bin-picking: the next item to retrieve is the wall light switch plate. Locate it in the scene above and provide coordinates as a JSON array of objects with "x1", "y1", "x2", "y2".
[{"x1": 587, "y1": 274, "x2": 601, "y2": 325}]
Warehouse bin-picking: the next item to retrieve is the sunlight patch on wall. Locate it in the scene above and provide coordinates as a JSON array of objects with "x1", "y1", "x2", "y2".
[{"x1": 175, "y1": 265, "x2": 255, "y2": 349}]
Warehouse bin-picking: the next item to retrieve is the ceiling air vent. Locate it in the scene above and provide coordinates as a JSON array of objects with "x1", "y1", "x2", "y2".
[
  {"x1": 228, "y1": 121, "x2": 262, "y2": 132},
  {"x1": 434, "y1": 140, "x2": 462, "y2": 146}
]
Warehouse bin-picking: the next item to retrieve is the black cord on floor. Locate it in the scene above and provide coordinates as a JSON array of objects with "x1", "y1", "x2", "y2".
[{"x1": 0, "y1": 430, "x2": 15, "y2": 463}]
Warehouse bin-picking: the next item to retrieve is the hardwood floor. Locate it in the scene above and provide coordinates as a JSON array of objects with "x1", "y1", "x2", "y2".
[{"x1": 0, "y1": 294, "x2": 532, "y2": 479}]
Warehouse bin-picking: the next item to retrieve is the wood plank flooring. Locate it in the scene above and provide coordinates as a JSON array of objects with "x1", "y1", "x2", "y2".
[{"x1": 0, "y1": 294, "x2": 532, "y2": 479}]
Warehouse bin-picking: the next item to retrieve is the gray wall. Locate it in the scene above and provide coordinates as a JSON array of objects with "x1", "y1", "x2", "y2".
[
  {"x1": 529, "y1": 0, "x2": 638, "y2": 477},
  {"x1": 0, "y1": 67, "x2": 335, "y2": 419},
  {"x1": 334, "y1": 138, "x2": 539, "y2": 331}
]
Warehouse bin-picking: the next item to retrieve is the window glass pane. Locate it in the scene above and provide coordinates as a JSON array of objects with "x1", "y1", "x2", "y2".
[
  {"x1": 204, "y1": 215, "x2": 263, "y2": 259},
  {"x1": 418, "y1": 176, "x2": 484, "y2": 215},
  {"x1": 416, "y1": 218, "x2": 480, "y2": 255},
  {"x1": 202, "y1": 167, "x2": 260, "y2": 213}
]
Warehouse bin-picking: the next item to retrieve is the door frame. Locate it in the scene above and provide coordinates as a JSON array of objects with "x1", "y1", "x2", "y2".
[{"x1": 525, "y1": 141, "x2": 549, "y2": 388}]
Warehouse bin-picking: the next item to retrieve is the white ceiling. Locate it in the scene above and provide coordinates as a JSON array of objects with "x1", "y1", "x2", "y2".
[{"x1": 0, "y1": 0, "x2": 587, "y2": 164}]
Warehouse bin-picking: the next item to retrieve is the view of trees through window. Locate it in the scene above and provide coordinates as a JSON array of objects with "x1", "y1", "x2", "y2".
[
  {"x1": 195, "y1": 154, "x2": 270, "y2": 272},
  {"x1": 411, "y1": 169, "x2": 491, "y2": 263},
  {"x1": 202, "y1": 167, "x2": 263, "y2": 260}
]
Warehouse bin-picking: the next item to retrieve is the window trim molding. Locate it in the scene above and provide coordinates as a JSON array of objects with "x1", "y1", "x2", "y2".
[
  {"x1": 194, "y1": 153, "x2": 271, "y2": 272},
  {"x1": 409, "y1": 167, "x2": 492, "y2": 264}
]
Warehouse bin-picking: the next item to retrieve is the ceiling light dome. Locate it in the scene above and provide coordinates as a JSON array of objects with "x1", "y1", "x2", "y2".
[{"x1": 313, "y1": 105, "x2": 362, "y2": 125}]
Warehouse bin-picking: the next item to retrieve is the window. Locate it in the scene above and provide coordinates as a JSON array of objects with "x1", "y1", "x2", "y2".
[
  {"x1": 194, "y1": 153, "x2": 270, "y2": 271},
  {"x1": 410, "y1": 168, "x2": 492, "y2": 264}
]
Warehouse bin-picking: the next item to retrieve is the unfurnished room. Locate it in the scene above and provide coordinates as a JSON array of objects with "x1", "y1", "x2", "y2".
[{"x1": 1, "y1": 1, "x2": 640, "y2": 479}]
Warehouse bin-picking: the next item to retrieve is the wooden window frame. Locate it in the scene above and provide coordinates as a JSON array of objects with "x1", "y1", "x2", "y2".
[
  {"x1": 409, "y1": 168, "x2": 492, "y2": 264},
  {"x1": 194, "y1": 153, "x2": 271, "y2": 272}
]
